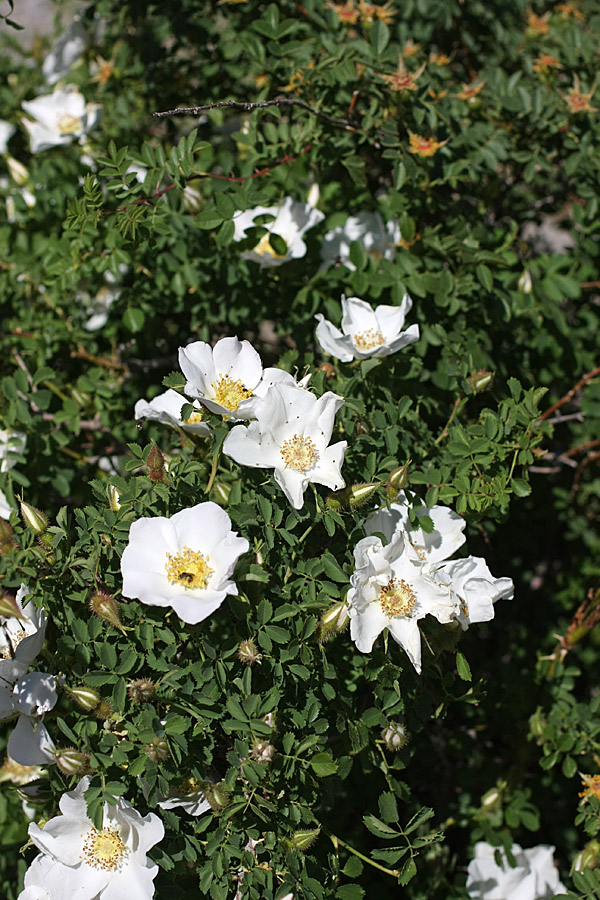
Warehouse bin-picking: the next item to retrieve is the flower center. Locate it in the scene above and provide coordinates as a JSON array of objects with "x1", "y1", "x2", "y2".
[
  {"x1": 0, "y1": 756, "x2": 40, "y2": 784},
  {"x1": 178, "y1": 776, "x2": 202, "y2": 795},
  {"x1": 211, "y1": 374, "x2": 253, "y2": 411},
  {"x1": 0, "y1": 624, "x2": 28, "y2": 659},
  {"x1": 379, "y1": 578, "x2": 417, "y2": 618},
  {"x1": 57, "y1": 113, "x2": 81, "y2": 135},
  {"x1": 165, "y1": 547, "x2": 213, "y2": 590},
  {"x1": 253, "y1": 232, "x2": 287, "y2": 259},
  {"x1": 280, "y1": 435, "x2": 319, "y2": 472},
  {"x1": 81, "y1": 826, "x2": 127, "y2": 871},
  {"x1": 183, "y1": 411, "x2": 204, "y2": 425},
  {"x1": 354, "y1": 329, "x2": 385, "y2": 351}
]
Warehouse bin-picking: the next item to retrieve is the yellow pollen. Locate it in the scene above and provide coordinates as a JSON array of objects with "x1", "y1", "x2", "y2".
[
  {"x1": 57, "y1": 113, "x2": 81, "y2": 135},
  {"x1": 0, "y1": 756, "x2": 40, "y2": 784},
  {"x1": 0, "y1": 626, "x2": 28, "y2": 659},
  {"x1": 183, "y1": 411, "x2": 204, "y2": 425},
  {"x1": 178, "y1": 776, "x2": 202, "y2": 795},
  {"x1": 280, "y1": 434, "x2": 319, "y2": 473},
  {"x1": 580, "y1": 774, "x2": 600, "y2": 801},
  {"x1": 165, "y1": 547, "x2": 213, "y2": 590},
  {"x1": 411, "y1": 544, "x2": 427, "y2": 562},
  {"x1": 379, "y1": 578, "x2": 417, "y2": 618},
  {"x1": 253, "y1": 232, "x2": 287, "y2": 259},
  {"x1": 354, "y1": 329, "x2": 385, "y2": 351},
  {"x1": 81, "y1": 826, "x2": 127, "y2": 871},
  {"x1": 211, "y1": 374, "x2": 253, "y2": 411}
]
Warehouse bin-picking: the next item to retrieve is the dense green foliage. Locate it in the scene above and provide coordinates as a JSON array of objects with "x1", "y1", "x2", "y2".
[{"x1": 1, "y1": 0, "x2": 600, "y2": 897}]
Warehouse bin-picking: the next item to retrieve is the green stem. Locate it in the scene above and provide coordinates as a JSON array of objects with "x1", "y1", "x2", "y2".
[
  {"x1": 434, "y1": 397, "x2": 465, "y2": 444},
  {"x1": 205, "y1": 452, "x2": 219, "y2": 493},
  {"x1": 325, "y1": 830, "x2": 400, "y2": 878}
]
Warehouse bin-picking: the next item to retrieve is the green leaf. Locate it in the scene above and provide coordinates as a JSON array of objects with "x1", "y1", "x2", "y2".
[
  {"x1": 456, "y1": 652, "x2": 472, "y2": 682},
  {"x1": 511, "y1": 478, "x2": 531, "y2": 497},
  {"x1": 378, "y1": 791, "x2": 399, "y2": 824},
  {"x1": 310, "y1": 752, "x2": 338, "y2": 777},
  {"x1": 336, "y1": 886, "x2": 365, "y2": 900},
  {"x1": 363, "y1": 815, "x2": 399, "y2": 838},
  {"x1": 370, "y1": 19, "x2": 389, "y2": 55},
  {"x1": 122, "y1": 307, "x2": 146, "y2": 333}
]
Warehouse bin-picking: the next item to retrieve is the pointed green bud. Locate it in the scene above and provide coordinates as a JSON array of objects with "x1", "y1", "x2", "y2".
[
  {"x1": 316, "y1": 602, "x2": 349, "y2": 643},
  {"x1": 20, "y1": 501, "x2": 49, "y2": 535},
  {"x1": 88, "y1": 591, "x2": 124, "y2": 632},
  {"x1": 349, "y1": 482, "x2": 380, "y2": 508},
  {"x1": 54, "y1": 748, "x2": 91, "y2": 775},
  {"x1": 468, "y1": 370, "x2": 494, "y2": 393},
  {"x1": 147, "y1": 443, "x2": 166, "y2": 482},
  {"x1": 213, "y1": 482, "x2": 231, "y2": 505},
  {"x1": 145, "y1": 736, "x2": 169, "y2": 762},
  {"x1": 381, "y1": 721, "x2": 410, "y2": 751},
  {"x1": 36, "y1": 532, "x2": 54, "y2": 552},
  {"x1": 0, "y1": 591, "x2": 24, "y2": 619},
  {"x1": 70, "y1": 388, "x2": 91, "y2": 408},
  {"x1": 574, "y1": 840, "x2": 600, "y2": 873},
  {"x1": 106, "y1": 483, "x2": 121, "y2": 512},
  {"x1": 68, "y1": 686, "x2": 101, "y2": 712},
  {"x1": 7, "y1": 156, "x2": 29, "y2": 186},
  {"x1": 387, "y1": 461, "x2": 411, "y2": 500},
  {"x1": 480, "y1": 781, "x2": 506, "y2": 812},
  {"x1": 286, "y1": 829, "x2": 321, "y2": 851},
  {"x1": 202, "y1": 781, "x2": 229, "y2": 813}
]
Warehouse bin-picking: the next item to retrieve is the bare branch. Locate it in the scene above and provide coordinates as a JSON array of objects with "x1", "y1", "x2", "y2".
[{"x1": 153, "y1": 97, "x2": 359, "y2": 132}]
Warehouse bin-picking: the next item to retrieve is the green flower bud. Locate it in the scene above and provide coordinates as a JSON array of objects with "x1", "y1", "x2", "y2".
[
  {"x1": 387, "y1": 461, "x2": 411, "y2": 500},
  {"x1": 529, "y1": 707, "x2": 547, "y2": 740},
  {"x1": 94, "y1": 699, "x2": 113, "y2": 720},
  {"x1": 317, "y1": 602, "x2": 349, "y2": 643},
  {"x1": 286, "y1": 828, "x2": 320, "y2": 851},
  {"x1": 0, "y1": 591, "x2": 24, "y2": 619},
  {"x1": 381, "y1": 722, "x2": 410, "y2": 751},
  {"x1": 145, "y1": 736, "x2": 169, "y2": 762},
  {"x1": 106, "y1": 483, "x2": 121, "y2": 512},
  {"x1": 480, "y1": 781, "x2": 506, "y2": 813},
  {"x1": 202, "y1": 781, "x2": 229, "y2": 813},
  {"x1": 147, "y1": 442, "x2": 166, "y2": 483},
  {"x1": 20, "y1": 501, "x2": 49, "y2": 535},
  {"x1": 54, "y1": 748, "x2": 91, "y2": 775},
  {"x1": 468, "y1": 370, "x2": 494, "y2": 393},
  {"x1": 574, "y1": 839, "x2": 600, "y2": 873},
  {"x1": 68, "y1": 686, "x2": 101, "y2": 712},
  {"x1": 348, "y1": 482, "x2": 380, "y2": 509},
  {"x1": 88, "y1": 591, "x2": 124, "y2": 632},
  {"x1": 7, "y1": 156, "x2": 29, "y2": 186}
]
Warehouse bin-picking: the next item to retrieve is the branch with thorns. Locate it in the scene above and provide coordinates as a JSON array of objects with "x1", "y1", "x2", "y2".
[
  {"x1": 153, "y1": 97, "x2": 359, "y2": 132},
  {"x1": 541, "y1": 587, "x2": 600, "y2": 673}
]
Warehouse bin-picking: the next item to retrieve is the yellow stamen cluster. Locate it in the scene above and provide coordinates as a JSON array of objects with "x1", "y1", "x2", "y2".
[
  {"x1": 379, "y1": 578, "x2": 417, "y2": 618},
  {"x1": 408, "y1": 132, "x2": 448, "y2": 157},
  {"x1": 81, "y1": 826, "x2": 127, "y2": 871},
  {"x1": 57, "y1": 114, "x2": 81, "y2": 135},
  {"x1": 165, "y1": 547, "x2": 213, "y2": 590},
  {"x1": 280, "y1": 435, "x2": 319, "y2": 473},
  {"x1": 177, "y1": 776, "x2": 203, "y2": 795},
  {"x1": 580, "y1": 774, "x2": 600, "y2": 802},
  {"x1": 353, "y1": 329, "x2": 385, "y2": 351},
  {"x1": 211, "y1": 374, "x2": 253, "y2": 411},
  {"x1": 411, "y1": 544, "x2": 427, "y2": 562},
  {"x1": 253, "y1": 233, "x2": 287, "y2": 259},
  {"x1": 0, "y1": 756, "x2": 41, "y2": 785},
  {"x1": 183, "y1": 411, "x2": 204, "y2": 425},
  {"x1": 0, "y1": 624, "x2": 28, "y2": 659}
]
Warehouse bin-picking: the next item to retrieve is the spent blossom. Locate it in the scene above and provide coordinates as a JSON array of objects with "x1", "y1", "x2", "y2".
[
  {"x1": 232, "y1": 196, "x2": 324, "y2": 267},
  {"x1": 315, "y1": 294, "x2": 419, "y2": 362}
]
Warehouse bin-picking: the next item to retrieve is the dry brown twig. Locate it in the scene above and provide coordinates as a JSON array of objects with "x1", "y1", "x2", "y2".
[{"x1": 152, "y1": 97, "x2": 359, "y2": 132}]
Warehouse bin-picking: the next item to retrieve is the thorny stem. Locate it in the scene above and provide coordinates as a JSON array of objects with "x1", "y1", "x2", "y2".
[
  {"x1": 325, "y1": 830, "x2": 400, "y2": 878},
  {"x1": 153, "y1": 97, "x2": 359, "y2": 132},
  {"x1": 538, "y1": 366, "x2": 600, "y2": 422}
]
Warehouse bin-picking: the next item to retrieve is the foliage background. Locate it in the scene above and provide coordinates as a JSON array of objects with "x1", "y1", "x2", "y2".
[{"x1": 1, "y1": 0, "x2": 600, "y2": 897}]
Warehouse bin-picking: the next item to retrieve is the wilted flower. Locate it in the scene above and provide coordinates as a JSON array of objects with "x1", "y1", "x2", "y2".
[
  {"x1": 429, "y1": 52, "x2": 451, "y2": 66},
  {"x1": 408, "y1": 132, "x2": 448, "y2": 157},
  {"x1": 434, "y1": 556, "x2": 514, "y2": 630},
  {"x1": 121, "y1": 501, "x2": 249, "y2": 624},
  {"x1": 466, "y1": 841, "x2": 565, "y2": 899},
  {"x1": 562, "y1": 74, "x2": 597, "y2": 113},
  {"x1": 321, "y1": 211, "x2": 401, "y2": 271},
  {"x1": 25, "y1": 775, "x2": 164, "y2": 900},
  {"x1": 525, "y1": 9, "x2": 550, "y2": 36},
  {"x1": 579, "y1": 773, "x2": 600, "y2": 802},
  {"x1": 232, "y1": 197, "x2": 324, "y2": 267},
  {"x1": 457, "y1": 81, "x2": 485, "y2": 100},
  {"x1": 0, "y1": 429, "x2": 27, "y2": 473},
  {"x1": 358, "y1": 0, "x2": 395, "y2": 24},
  {"x1": 134, "y1": 389, "x2": 211, "y2": 437},
  {"x1": 328, "y1": 1, "x2": 359, "y2": 25},
  {"x1": 532, "y1": 53, "x2": 561, "y2": 74},
  {"x1": 379, "y1": 59, "x2": 426, "y2": 92},
  {"x1": 42, "y1": 19, "x2": 87, "y2": 85},
  {"x1": 347, "y1": 532, "x2": 454, "y2": 671},
  {"x1": 21, "y1": 86, "x2": 101, "y2": 153},
  {"x1": 223, "y1": 384, "x2": 347, "y2": 509},
  {"x1": 0, "y1": 754, "x2": 44, "y2": 785},
  {"x1": 315, "y1": 294, "x2": 419, "y2": 362},
  {"x1": 0, "y1": 120, "x2": 15, "y2": 153}
]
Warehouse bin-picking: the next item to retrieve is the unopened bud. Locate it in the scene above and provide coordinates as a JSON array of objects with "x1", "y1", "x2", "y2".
[
  {"x1": 325, "y1": 488, "x2": 349, "y2": 512},
  {"x1": 88, "y1": 591, "x2": 124, "y2": 632},
  {"x1": 94, "y1": 699, "x2": 113, "y2": 720},
  {"x1": 529, "y1": 707, "x2": 546, "y2": 739},
  {"x1": 287, "y1": 828, "x2": 320, "y2": 851},
  {"x1": 182, "y1": 179, "x2": 203, "y2": 214},
  {"x1": 250, "y1": 741, "x2": 276, "y2": 764},
  {"x1": 0, "y1": 520, "x2": 16, "y2": 555},
  {"x1": 7, "y1": 156, "x2": 29, "y2": 186},
  {"x1": 106, "y1": 483, "x2": 121, "y2": 512},
  {"x1": 147, "y1": 443, "x2": 166, "y2": 483},
  {"x1": 145, "y1": 736, "x2": 169, "y2": 762},
  {"x1": 20, "y1": 501, "x2": 48, "y2": 535},
  {"x1": 381, "y1": 721, "x2": 410, "y2": 751},
  {"x1": 387, "y1": 461, "x2": 411, "y2": 500},
  {"x1": 36, "y1": 532, "x2": 54, "y2": 552},
  {"x1": 68, "y1": 685, "x2": 101, "y2": 712},
  {"x1": 202, "y1": 781, "x2": 229, "y2": 812},
  {"x1": 127, "y1": 679, "x2": 156, "y2": 703},
  {"x1": 317, "y1": 602, "x2": 349, "y2": 642},
  {"x1": 54, "y1": 748, "x2": 91, "y2": 775},
  {"x1": 70, "y1": 388, "x2": 90, "y2": 408},
  {"x1": 518, "y1": 269, "x2": 533, "y2": 293},
  {"x1": 481, "y1": 783, "x2": 504, "y2": 812},
  {"x1": 574, "y1": 839, "x2": 600, "y2": 873},
  {"x1": 348, "y1": 482, "x2": 380, "y2": 508},
  {"x1": 238, "y1": 638, "x2": 262, "y2": 665},
  {"x1": 0, "y1": 591, "x2": 24, "y2": 619},
  {"x1": 468, "y1": 370, "x2": 494, "y2": 393},
  {"x1": 213, "y1": 482, "x2": 231, "y2": 505}
]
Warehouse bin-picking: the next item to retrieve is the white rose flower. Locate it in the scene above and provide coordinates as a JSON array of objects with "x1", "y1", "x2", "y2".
[
  {"x1": 21, "y1": 86, "x2": 101, "y2": 154},
  {"x1": 232, "y1": 196, "x2": 324, "y2": 267},
  {"x1": 0, "y1": 119, "x2": 16, "y2": 153},
  {"x1": 0, "y1": 428, "x2": 27, "y2": 472},
  {"x1": 0, "y1": 663, "x2": 57, "y2": 766},
  {"x1": 121, "y1": 501, "x2": 249, "y2": 625},
  {"x1": 158, "y1": 778, "x2": 211, "y2": 816},
  {"x1": 0, "y1": 487, "x2": 13, "y2": 519},
  {"x1": 25, "y1": 775, "x2": 164, "y2": 900},
  {"x1": 315, "y1": 294, "x2": 419, "y2": 362},
  {"x1": 347, "y1": 533, "x2": 454, "y2": 672},
  {"x1": 42, "y1": 20, "x2": 87, "y2": 85},
  {"x1": 321, "y1": 211, "x2": 401, "y2": 271},
  {"x1": 435, "y1": 556, "x2": 514, "y2": 630},
  {"x1": 366, "y1": 492, "x2": 466, "y2": 570},
  {"x1": 134, "y1": 389, "x2": 211, "y2": 437},
  {"x1": 466, "y1": 841, "x2": 565, "y2": 900},
  {"x1": 223, "y1": 383, "x2": 347, "y2": 510},
  {"x1": 1, "y1": 584, "x2": 47, "y2": 665}
]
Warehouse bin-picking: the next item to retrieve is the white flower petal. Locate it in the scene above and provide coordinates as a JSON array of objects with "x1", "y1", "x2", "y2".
[{"x1": 9, "y1": 715, "x2": 56, "y2": 766}]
